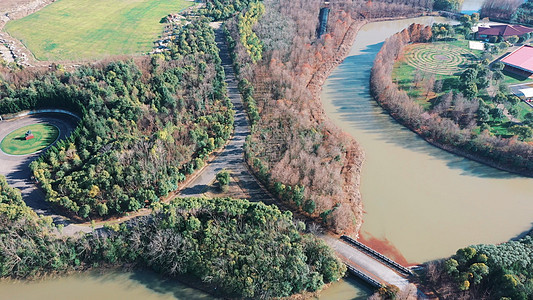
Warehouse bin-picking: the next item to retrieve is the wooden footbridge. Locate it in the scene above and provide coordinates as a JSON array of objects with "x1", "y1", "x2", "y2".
[{"x1": 322, "y1": 235, "x2": 416, "y2": 290}]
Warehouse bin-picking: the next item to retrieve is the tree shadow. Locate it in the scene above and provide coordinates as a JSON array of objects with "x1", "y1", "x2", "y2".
[{"x1": 127, "y1": 270, "x2": 213, "y2": 299}]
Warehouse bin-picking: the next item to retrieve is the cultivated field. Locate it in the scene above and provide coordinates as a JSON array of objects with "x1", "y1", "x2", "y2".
[{"x1": 4, "y1": 0, "x2": 192, "y2": 61}]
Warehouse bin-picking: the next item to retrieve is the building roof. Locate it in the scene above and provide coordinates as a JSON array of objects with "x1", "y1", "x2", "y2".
[
  {"x1": 468, "y1": 41, "x2": 484, "y2": 50},
  {"x1": 501, "y1": 45, "x2": 533, "y2": 73},
  {"x1": 477, "y1": 25, "x2": 533, "y2": 37},
  {"x1": 519, "y1": 88, "x2": 533, "y2": 98}
]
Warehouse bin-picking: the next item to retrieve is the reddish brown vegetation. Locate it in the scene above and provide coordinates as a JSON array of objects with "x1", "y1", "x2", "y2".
[
  {"x1": 227, "y1": 0, "x2": 432, "y2": 233},
  {"x1": 359, "y1": 233, "x2": 412, "y2": 267},
  {"x1": 371, "y1": 24, "x2": 533, "y2": 176}
]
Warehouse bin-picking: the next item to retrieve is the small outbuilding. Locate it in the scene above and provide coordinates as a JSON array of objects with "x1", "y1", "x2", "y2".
[{"x1": 517, "y1": 88, "x2": 533, "y2": 101}]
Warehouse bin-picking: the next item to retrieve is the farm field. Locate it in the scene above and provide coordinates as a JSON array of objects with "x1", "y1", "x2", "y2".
[
  {"x1": 0, "y1": 124, "x2": 59, "y2": 155},
  {"x1": 4, "y1": 0, "x2": 192, "y2": 61}
]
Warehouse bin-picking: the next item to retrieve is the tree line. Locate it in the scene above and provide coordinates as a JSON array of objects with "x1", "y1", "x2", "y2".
[
  {"x1": 371, "y1": 24, "x2": 533, "y2": 176},
  {"x1": 0, "y1": 18, "x2": 235, "y2": 219},
  {"x1": 424, "y1": 238, "x2": 533, "y2": 299},
  {"x1": 221, "y1": 0, "x2": 436, "y2": 233},
  {"x1": 480, "y1": 0, "x2": 533, "y2": 25},
  {"x1": 0, "y1": 173, "x2": 346, "y2": 298}
]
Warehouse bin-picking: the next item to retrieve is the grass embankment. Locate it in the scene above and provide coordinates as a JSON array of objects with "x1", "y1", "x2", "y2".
[
  {"x1": 4, "y1": 0, "x2": 192, "y2": 61},
  {"x1": 0, "y1": 124, "x2": 59, "y2": 155}
]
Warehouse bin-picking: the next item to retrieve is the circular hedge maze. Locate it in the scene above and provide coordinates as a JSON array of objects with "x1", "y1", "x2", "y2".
[{"x1": 404, "y1": 43, "x2": 478, "y2": 75}]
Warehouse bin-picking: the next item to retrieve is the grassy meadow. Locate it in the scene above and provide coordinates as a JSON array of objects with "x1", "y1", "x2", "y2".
[{"x1": 4, "y1": 0, "x2": 192, "y2": 61}]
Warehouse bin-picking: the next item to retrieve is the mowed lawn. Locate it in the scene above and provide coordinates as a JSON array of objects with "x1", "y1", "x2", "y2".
[
  {"x1": 1, "y1": 124, "x2": 59, "y2": 155},
  {"x1": 4, "y1": 0, "x2": 192, "y2": 61}
]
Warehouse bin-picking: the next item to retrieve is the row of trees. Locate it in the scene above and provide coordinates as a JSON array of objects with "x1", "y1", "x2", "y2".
[
  {"x1": 480, "y1": 0, "x2": 533, "y2": 25},
  {"x1": 0, "y1": 178, "x2": 346, "y2": 298},
  {"x1": 202, "y1": 0, "x2": 260, "y2": 20},
  {"x1": 223, "y1": 0, "x2": 435, "y2": 233},
  {"x1": 371, "y1": 24, "x2": 533, "y2": 176},
  {"x1": 0, "y1": 19, "x2": 234, "y2": 219},
  {"x1": 425, "y1": 239, "x2": 533, "y2": 299},
  {"x1": 224, "y1": 0, "x2": 364, "y2": 233}
]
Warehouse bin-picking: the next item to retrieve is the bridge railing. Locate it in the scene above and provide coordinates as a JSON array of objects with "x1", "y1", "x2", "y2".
[
  {"x1": 341, "y1": 235, "x2": 413, "y2": 276},
  {"x1": 344, "y1": 263, "x2": 383, "y2": 288}
]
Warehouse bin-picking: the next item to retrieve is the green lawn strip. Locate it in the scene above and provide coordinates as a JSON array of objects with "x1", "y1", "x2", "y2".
[
  {"x1": 0, "y1": 124, "x2": 59, "y2": 155},
  {"x1": 4, "y1": 0, "x2": 192, "y2": 61},
  {"x1": 394, "y1": 40, "x2": 476, "y2": 110},
  {"x1": 502, "y1": 69, "x2": 533, "y2": 86}
]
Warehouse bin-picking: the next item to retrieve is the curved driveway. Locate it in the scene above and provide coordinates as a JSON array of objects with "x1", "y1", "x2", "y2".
[{"x1": 0, "y1": 113, "x2": 92, "y2": 234}]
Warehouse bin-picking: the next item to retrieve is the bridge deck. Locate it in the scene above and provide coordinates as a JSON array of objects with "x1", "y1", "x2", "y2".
[{"x1": 321, "y1": 234, "x2": 410, "y2": 289}]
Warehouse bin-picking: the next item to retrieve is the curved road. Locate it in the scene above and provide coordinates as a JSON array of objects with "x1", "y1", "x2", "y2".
[{"x1": 0, "y1": 113, "x2": 92, "y2": 234}]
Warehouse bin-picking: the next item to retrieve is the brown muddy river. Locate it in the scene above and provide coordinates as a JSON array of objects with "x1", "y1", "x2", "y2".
[
  {"x1": 4, "y1": 9, "x2": 533, "y2": 300},
  {"x1": 321, "y1": 16, "x2": 533, "y2": 266}
]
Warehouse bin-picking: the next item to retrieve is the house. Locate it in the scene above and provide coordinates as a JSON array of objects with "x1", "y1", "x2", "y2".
[
  {"x1": 501, "y1": 45, "x2": 533, "y2": 77},
  {"x1": 476, "y1": 25, "x2": 533, "y2": 40}
]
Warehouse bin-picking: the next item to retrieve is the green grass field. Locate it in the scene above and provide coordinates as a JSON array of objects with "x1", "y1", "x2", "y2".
[
  {"x1": 0, "y1": 124, "x2": 59, "y2": 155},
  {"x1": 4, "y1": 0, "x2": 192, "y2": 61}
]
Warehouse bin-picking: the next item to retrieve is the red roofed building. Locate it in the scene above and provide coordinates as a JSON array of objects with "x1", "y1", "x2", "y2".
[
  {"x1": 501, "y1": 45, "x2": 533, "y2": 77},
  {"x1": 476, "y1": 25, "x2": 533, "y2": 40}
]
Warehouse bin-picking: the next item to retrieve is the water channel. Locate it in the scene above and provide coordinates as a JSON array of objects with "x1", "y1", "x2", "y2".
[
  {"x1": 322, "y1": 16, "x2": 533, "y2": 265},
  {"x1": 3, "y1": 8, "x2": 533, "y2": 300}
]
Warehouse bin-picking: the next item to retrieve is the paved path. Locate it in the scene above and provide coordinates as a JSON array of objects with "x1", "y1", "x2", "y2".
[
  {"x1": 321, "y1": 235, "x2": 410, "y2": 289},
  {"x1": 179, "y1": 27, "x2": 423, "y2": 294},
  {"x1": 0, "y1": 113, "x2": 93, "y2": 235},
  {"x1": 179, "y1": 26, "x2": 273, "y2": 204}
]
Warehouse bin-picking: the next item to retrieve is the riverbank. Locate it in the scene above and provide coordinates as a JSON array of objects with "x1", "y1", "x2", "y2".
[
  {"x1": 306, "y1": 12, "x2": 436, "y2": 236},
  {"x1": 370, "y1": 27, "x2": 533, "y2": 178},
  {"x1": 307, "y1": 19, "x2": 368, "y2": 236}
]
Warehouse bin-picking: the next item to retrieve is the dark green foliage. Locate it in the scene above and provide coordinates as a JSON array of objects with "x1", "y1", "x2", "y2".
[
  {"x1": 0, "y1": 176, "x2": 23, "y2": 206},
  {"x1": 0, "y1": 19, "x2": 234, "y2": 219},
  {"x1": 432, "y1": 23, "x2": 455, "y2": 40},
  {"x1": 215, "y1": 169, "x2": 230, "y2": 191},
  {"x1": 203, "y1": 0, "x2": 261, "y2": 21},
  {"x1": 0, "y1": 192, "x2": 346, "y2": 298},
  {"x1": 433, "y1": 0, "x2": 462, "y2": 11},
  {"x1": 439, "y1": 239, "x2": 533, "y2": 299},
  {"x1": 512, "y1": 0, "x2": 533, "y2": 25}
]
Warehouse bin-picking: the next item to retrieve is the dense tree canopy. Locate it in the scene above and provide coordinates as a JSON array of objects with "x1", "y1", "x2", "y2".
[
  {"x1": 0, "y1": 19, "x2": 234, "y2": 219},
  {"x1": 428, "y1": 239, "x2": 533, "y2": 299},
  {"x1": 203, "y1": 0, "x2": 261, "y2": 20},
  {"x1": 0, "y1": 183, "x2": 346, "y2": 298}
]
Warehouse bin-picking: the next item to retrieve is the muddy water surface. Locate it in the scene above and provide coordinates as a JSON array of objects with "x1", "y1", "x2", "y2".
[
  {"x1": 321, "y1": 16, "x2": 533, "y2": 265},
  {"x1": 0, "y1": 270, "x2": 212, "y2": 300},
  {"x1": 4, "y1": 11, "x2": 533, "y2": 300}
]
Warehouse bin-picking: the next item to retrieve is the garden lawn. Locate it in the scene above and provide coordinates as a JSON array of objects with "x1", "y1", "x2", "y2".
[
  {"x1": 4, "y1": 0, "x2": 192, "y2": 61},
  {"x1": 0, "y1": 124, "x2": 59, "y2": 155}
]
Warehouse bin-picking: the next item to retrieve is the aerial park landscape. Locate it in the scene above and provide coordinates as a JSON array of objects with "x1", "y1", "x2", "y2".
[{"x1": 0, "y1": 0, "x2": 533, "y2": 299}]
